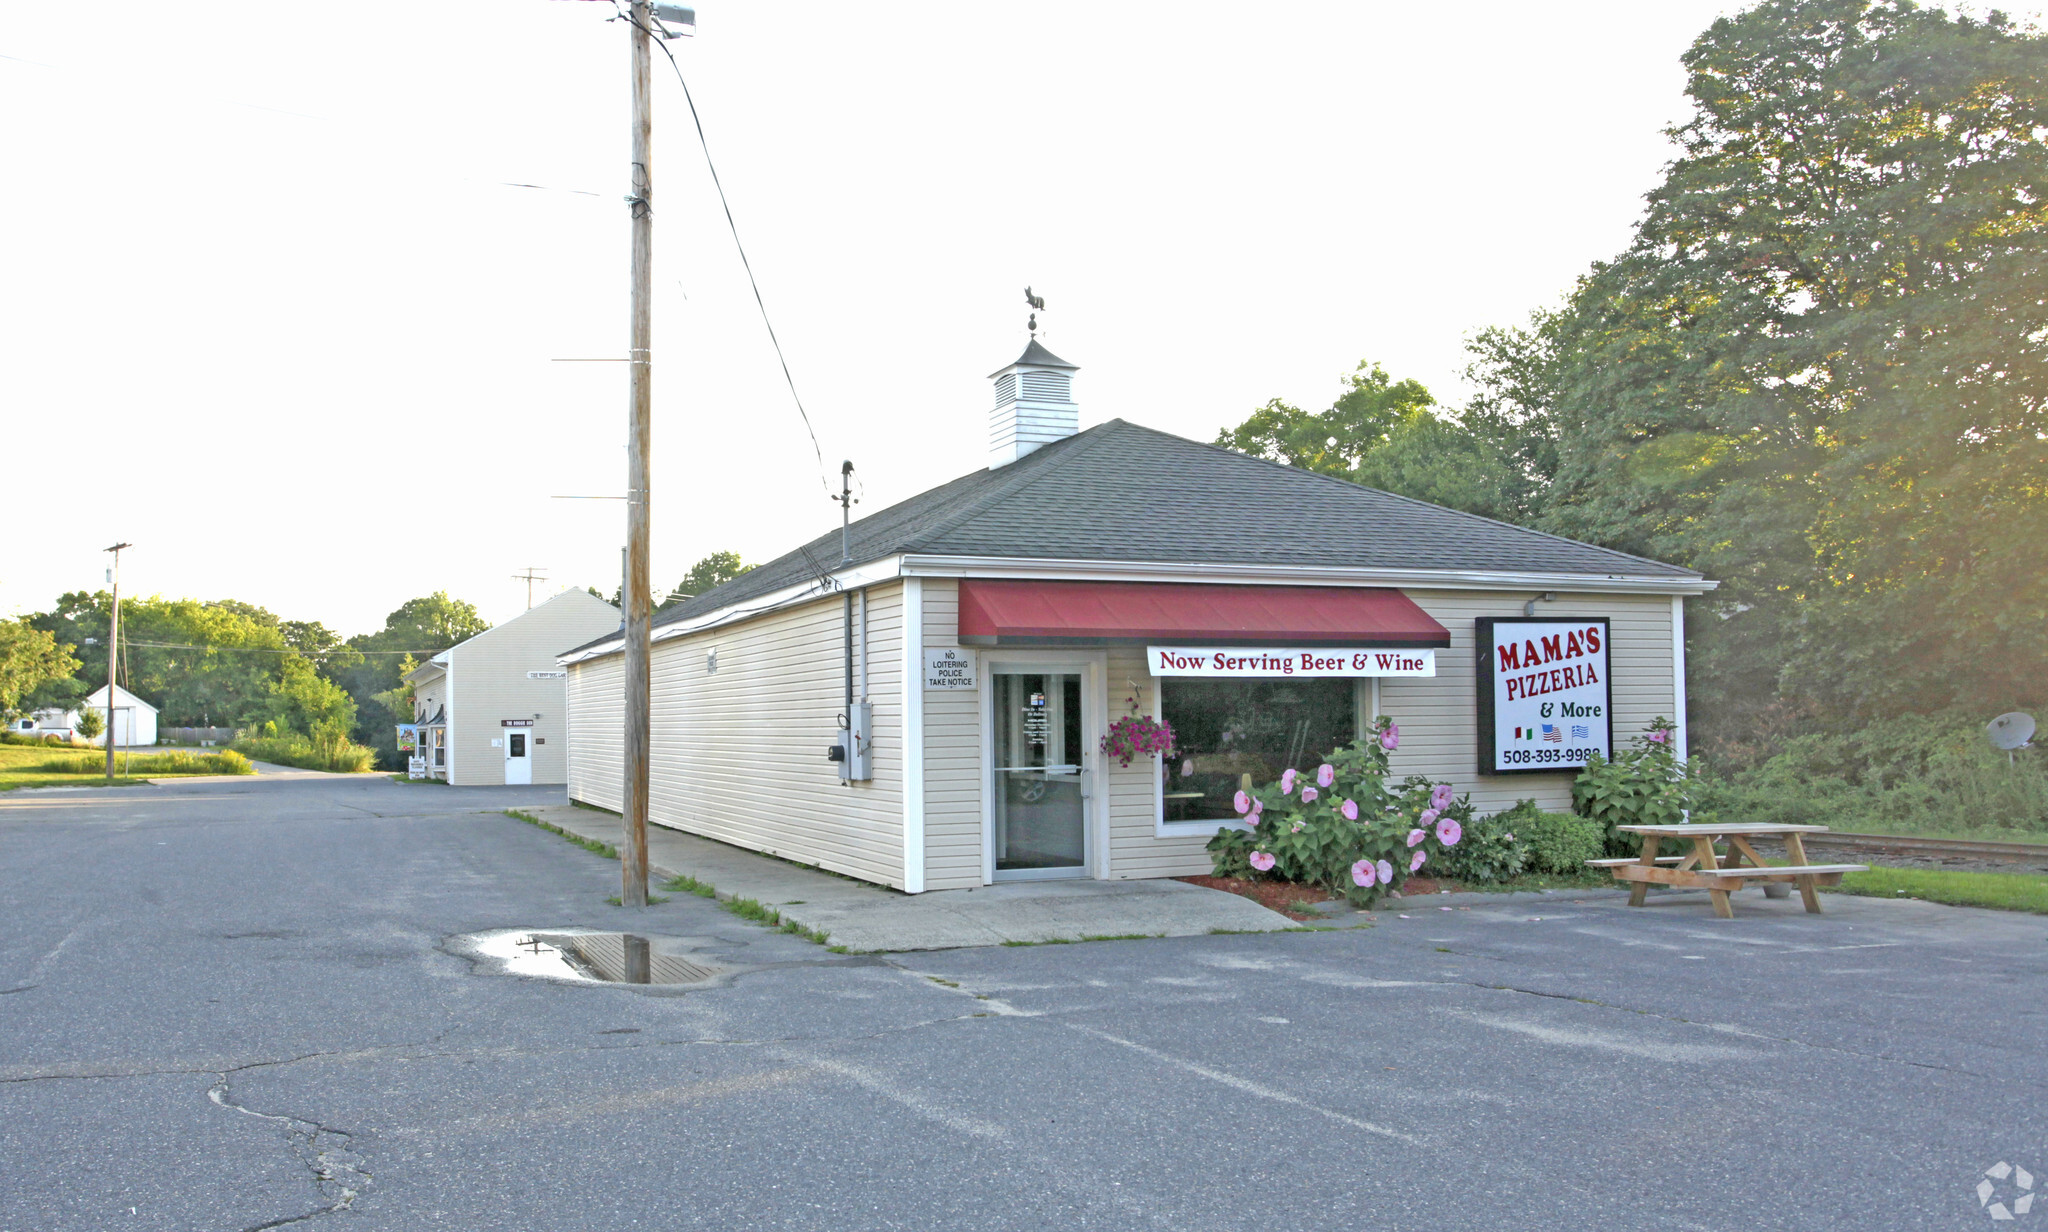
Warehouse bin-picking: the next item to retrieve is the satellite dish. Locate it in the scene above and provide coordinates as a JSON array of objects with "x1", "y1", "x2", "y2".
[{"x1": 1988, "y1": 712, "x2": 2036, "y2": 751}]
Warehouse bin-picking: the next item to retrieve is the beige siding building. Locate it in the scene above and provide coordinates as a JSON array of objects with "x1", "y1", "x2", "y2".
[
  {"x1": 563, "y1": 340, "x2": 1713, "y2": 892},
  {"x1": 405, "y1": 589, "x2": 619, "y2": 785}
]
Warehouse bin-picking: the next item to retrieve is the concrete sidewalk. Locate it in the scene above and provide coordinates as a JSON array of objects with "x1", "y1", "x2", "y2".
[{"x1": 516, "y1": 805, "x2": 1297, "y2": 951}]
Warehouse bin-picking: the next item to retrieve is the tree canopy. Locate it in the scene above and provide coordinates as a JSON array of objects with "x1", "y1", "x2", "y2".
[
  {"x1": 1214, "y1": 0, "x2": 2048, "y2": 760},
  {"x1": 0, "y1": 619, "x2": 79, "y2": 718},
  {"x1": 667, "y1": 551, "x2": 753, "y2": 605}
]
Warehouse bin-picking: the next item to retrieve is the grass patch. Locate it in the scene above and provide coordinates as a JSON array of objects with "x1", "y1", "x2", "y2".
[
  {"x1": 388, "y1": 772, "x2": 447, "y2": 786},
  {"x1": 606, "y1": 893, "x2": 672, "y2": 906},
  {"x1": 505, "y1": 808, "x2": 619, "y2": 859},
  {"x1": 661, "y1": 874, "x2": 717, "y2": 898},
  {"x1": 1828, "y1": 866, "x2": 2048, "y2": 915},
  {"x1": 0, "y1": 744, "x2": 251, "y2": 791},
  {"x1": 232, "y1": 733, "x2": 377, "y2": 773}
]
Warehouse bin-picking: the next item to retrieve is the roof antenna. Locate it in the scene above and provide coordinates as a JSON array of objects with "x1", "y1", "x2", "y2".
[{"x1": 1024, "y1": 286, "x2": 1045, "y2": 336}]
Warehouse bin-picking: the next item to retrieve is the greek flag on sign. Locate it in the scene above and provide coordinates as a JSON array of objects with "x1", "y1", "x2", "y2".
[
  {"x1": 1571, "y1": 724, "x2": 1589, "y2": 739},
  {"x1": 1541, "y1": 724, "x2": 1562, "y2": 743}
]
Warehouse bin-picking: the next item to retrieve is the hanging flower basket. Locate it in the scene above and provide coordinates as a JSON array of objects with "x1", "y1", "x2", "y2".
[{"x1": 1101, "y1": 714, "x2": 1175, "y2": 767}]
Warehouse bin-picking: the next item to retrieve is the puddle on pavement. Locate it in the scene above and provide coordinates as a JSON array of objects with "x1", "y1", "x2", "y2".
[{"x1": 462, "y1": 928, "x2": 724, "y2": 986}]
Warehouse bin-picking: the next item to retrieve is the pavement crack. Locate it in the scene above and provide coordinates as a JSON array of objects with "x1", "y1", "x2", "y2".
[{"x1": 210, "y1": 1071, "x2": 371, "y2": 1229}]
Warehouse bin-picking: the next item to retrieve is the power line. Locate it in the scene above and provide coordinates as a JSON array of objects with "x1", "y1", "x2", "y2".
[{"x1": 615, "y1": 3, "x2": 830, "y2": 495}]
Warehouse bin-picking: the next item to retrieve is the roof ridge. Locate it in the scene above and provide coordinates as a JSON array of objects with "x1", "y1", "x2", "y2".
[
  {"x1": 1155, "y1": 422, "x2": 1699, "y2": 579},
  {"x1": 899, "y1": 420, "x2": 1127, "y2": 553}
]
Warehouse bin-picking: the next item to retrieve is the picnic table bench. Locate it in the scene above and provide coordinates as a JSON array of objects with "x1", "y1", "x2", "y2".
[{"x1": 1588, "y1": 823, "x2": 1867, "y2": 919}]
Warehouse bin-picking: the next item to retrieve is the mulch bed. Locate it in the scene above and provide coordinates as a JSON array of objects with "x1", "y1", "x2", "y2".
[
  {"x1": 1176, "y1": 875, "x2": 1337, "y2": 921},
  {"x1": 1177, "y1": 873, "x2": 1462, "y2": 920}
]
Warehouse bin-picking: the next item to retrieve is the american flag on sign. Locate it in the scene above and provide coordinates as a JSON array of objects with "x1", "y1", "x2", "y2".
[
  {"x1": 1541, "y1": 724, "x2": 1562, "y2": 743},
  {"x1": 1571, "y1": 724, "x2": 1589, "y2": 739}
]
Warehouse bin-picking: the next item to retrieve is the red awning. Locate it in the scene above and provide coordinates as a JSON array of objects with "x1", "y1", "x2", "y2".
[{"x1": 956, "y1": 580, "x2": 1449, "y2": 647}]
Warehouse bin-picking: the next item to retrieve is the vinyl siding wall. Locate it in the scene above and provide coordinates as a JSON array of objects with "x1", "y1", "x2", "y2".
[
  {"x1": 1098, "y1": 589, "x2": 1679, "y2": 880},
  {"x1": 445, "y1": 592, "x2": 621, "y2": 786},
  {"x1": 1381, "y1": 590, "x2": 1677, "y2": 816},
  {"x1": 567, "y1": 583, "x2": 909, "y2": 888},
  {"x1": 567, "y1": 653, "x2": 624, "y2": 809},
  {"x1": 919, "y1": 580, "x2": 986, "y2": 891}
]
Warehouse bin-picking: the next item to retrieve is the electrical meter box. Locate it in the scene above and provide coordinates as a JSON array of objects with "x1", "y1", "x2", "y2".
[{"x1": 838, "y1": 701, "x2": 873, "y2": 782}]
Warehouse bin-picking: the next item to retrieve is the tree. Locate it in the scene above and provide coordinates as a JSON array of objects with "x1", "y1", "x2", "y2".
[
  {"x1": 0, "y1": 619, "x2": 80, "y2": 718},
  {"x1": 29, "y1": 593, "x2": 296, "y2": 727},
  {"x1": 1527, "y1": 0, "x2": 2048, "y2": 745},
  {"x1": 666, "y1": 551, "x2": 753, "y2": 605},
  {"x1": 265, "y1": 655, "x2": 357, "y2": 738},
  {"x1": 334, "y1": 593, "x2": 491, "y2": 768},
  {"x1": 1214, "y1": 361, "x2": 1533, "y2": 522},
  {"x1": 73, "y1": 702, "x2": 103, "y2": 742}
]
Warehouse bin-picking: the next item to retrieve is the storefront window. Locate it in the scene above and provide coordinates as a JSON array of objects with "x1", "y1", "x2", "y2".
[{"x1": 1159, "y1": 677, "x2": 1357, "y2": 824}]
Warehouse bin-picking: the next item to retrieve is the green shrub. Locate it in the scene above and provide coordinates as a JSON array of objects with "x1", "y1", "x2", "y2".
[
  {"x1": 1574, "y1": 718, "x2": 1692, "y2": 852},
  {"x1": 1428, "y1": 808, "x2": 1527, "y2": 884},
  {"x1": 1206, "y1": 718, "x2": 1473, "y2": 907},
  {"x1": 1503, "y1": 801, "x2": 1606, "y2": 874},
  {"x1": 232, "y1": 730, "x2": 377, "y2": 773},
  {"x1": 1691, "y1": 711, "x2": 2048, "y2": 837},
  {"x1": 42, "y1": 733, "x2": 65, "y2": 747}
]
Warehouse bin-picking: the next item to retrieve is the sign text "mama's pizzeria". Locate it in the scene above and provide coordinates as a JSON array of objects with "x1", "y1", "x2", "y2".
[{"x1": 1147, "y1": 647, "x2": 1436, "y2": 678}]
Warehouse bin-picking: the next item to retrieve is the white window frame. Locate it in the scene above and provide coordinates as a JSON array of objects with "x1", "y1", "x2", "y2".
[{"x1": 1152, "y1": 677, "x2": 1379, "y2": 839}]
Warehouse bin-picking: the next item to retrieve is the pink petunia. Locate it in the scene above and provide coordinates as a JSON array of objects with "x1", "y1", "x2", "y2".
[
  {"x1": 1316, "y1": 764, "x2": 1335, "y2": 788},
  {"x1": 1300, "y1": 786, "x2": 1319, "y2": 804},
  {"x1": 1379, "y1": 723, "x2": 1400, "y2": 751},
  {"x1": 1232, "y1": 790, "x2": 1250, "y2": 815},
  {"x1": 1410, "y1": 849, "x2": 1427, "y2": 872},
  {"x1": 1436, "y1": 817, "x2": 1462, "y2": 847},
  {"x1": 1340, "y1": 799, "x2": 1359, "y2": 821},
  {"x1": 1430, "y1": 783, "x2": 1455, "y2": 810},
  {"x1": 1351, "y1": 859, "x2": 1377, "y2": 888},
  {"x1": 1419, "y1": 808, "x2": 1440, "y2": 828},
  {"x1": 1280, "y1": 768, "x2": 1297, "y2": 794},
  {"x1": 1407, "y1": 828, "x2": 1426, "y2": 847},
  {"x1": 1376, "y1": 859, "x2": 1394, "y2": 885},
  {"x1": 1249, "y1": 850, "x2": 1276, "y2": 873}
]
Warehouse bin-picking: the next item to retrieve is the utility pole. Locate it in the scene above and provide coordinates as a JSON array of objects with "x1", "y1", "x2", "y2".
[
  {"x1": 103, "y1": 543, "x2": 131, "y2": 778},
  {"x1": 620, "y1": 0, "x2": 654, "y2": 908},
  {"x1": 511, "y1": 567, "x2": 548, "y2": 610}
]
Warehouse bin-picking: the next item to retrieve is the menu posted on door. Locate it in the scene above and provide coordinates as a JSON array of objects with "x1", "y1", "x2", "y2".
[{"x1": 1475, "y1": 617, "x2": 1613, "y2": 775}]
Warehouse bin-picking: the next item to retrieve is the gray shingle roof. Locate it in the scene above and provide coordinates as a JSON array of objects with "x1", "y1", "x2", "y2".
[
  {"x1": 989, "y1": 338, "x2": 1078, "y2": 375},
  {"x1": 608, "y1": 419, "x2": 1699, "y2": 648}
]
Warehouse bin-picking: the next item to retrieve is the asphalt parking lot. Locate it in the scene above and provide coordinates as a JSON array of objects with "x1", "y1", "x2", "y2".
[{"x1": 2, "y1": 774, "x2": 2042, "y2": 1231}]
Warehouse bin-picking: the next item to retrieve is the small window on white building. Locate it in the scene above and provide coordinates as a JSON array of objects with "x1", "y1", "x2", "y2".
[{"x1": 1158, "y1": 678, "x2": 1358, "y2": 825}]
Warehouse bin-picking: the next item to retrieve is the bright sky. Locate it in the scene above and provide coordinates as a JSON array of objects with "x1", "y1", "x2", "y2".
[{"x1": 6, "y1": 2, "x2": 2038, "y2": 635}]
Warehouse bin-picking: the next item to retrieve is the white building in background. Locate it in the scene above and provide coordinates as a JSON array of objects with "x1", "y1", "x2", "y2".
[
  {"x1": 9, "y1": 684, "x2": 161, "y2": 746},
  {"x1": 400, "y1": 589, "x2": 620, "y2": 785}
]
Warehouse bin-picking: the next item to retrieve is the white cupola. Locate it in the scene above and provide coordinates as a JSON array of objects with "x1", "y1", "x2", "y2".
[{"x1": 987, "y1": 339, "x2": 1079, "y2": 468}]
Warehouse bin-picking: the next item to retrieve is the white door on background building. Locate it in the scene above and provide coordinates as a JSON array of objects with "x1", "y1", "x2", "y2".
[{"x1": 503, "y1": 727, "x2": 533, "y2": 785}]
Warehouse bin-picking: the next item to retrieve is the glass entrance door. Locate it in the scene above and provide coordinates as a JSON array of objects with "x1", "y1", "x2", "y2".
[{"x1": 991, "y1": 670, "x2": 1087, "y2": 879}]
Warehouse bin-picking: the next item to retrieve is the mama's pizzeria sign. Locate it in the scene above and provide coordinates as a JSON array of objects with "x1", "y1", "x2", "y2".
[
  {"x1": 1475, "y1": 617, "x2": 1613, "y2": 775},
  {"x1": 1148, "y1": 647, "x2": 1435, "y2": 678}
]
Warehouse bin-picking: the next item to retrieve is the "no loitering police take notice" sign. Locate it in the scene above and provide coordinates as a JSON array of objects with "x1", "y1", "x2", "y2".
[{"x1": 1475, "y1": 617, "x2": 1613, "y2": 775}]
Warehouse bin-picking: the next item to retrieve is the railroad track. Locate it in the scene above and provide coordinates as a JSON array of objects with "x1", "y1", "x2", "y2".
[{"x1": 1800, "y1": 831, "x2": 2048, "y2": 863}]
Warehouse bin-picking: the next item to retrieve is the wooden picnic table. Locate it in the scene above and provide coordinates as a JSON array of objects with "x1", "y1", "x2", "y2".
[{"x1": 1588, "y1": 823, "x2": 1868, "y2": 919}]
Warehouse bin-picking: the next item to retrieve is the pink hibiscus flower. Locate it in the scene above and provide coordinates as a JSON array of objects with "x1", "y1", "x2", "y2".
[
  {"x1": 1379, "y1": 723, "x2": 1400, "y2": 751},
  {"x1": 1248, "y1": 850, "x2": 1276, "y2": 873},
  {"x1": 1376, "y1": 858, "x2": 1394, "y2": 885},
  {"x1": 1300, "y1": 786, "x2": 1319, "y2": 804},
  {"x1": 1419, "y1": 808, "x2": 1440, "y2": 828},
  {"x1": 1340, "y1": 799, "x2": 1359, "y2": 821},
  {"x1": 1648, "y1": 730, "x2": 1670, "y2": 744},
  {"x1": 1232, "y1": 790, "x2": 1250, "y2": 815},
  {"x1": 1430, "y1": 783, "x2": 1455, "y2": 810},
  {"x1": 1410, "y1": 849, "x2": 1426, "y2": 872},
  {"x1": 1406, "y1": 828, "x2": 1426, "y2": 848},
  {"x1": 1435, "y1": 816, "x2": 1462, "y2": 847},
  {"x1": 1280, "y1": 768, "x2": 1297, "y2": 794},
  {"x1": 1316, "y1": 764, "x2": 1335, "y2": 788},
  {"x1": 1250, "y1": 796, "x2": 1263, "y2": 816},
  {"x1": 1351, "y1": 859, "x2": 1377, "y2": 888}
]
